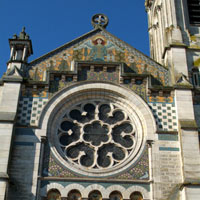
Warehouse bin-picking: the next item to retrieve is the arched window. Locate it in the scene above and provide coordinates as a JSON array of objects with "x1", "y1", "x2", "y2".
[
  {"x1": 109, "y1": 191, "x2": 123, "y2": 200},
  {"x1": 192, "y1": 68, "x2": 200, "y2": 87},
  {"x1": 47, "y1": 189, "x2": 61, "y2": 200},
  {"x1": 88, "y1": 190, "x2": 102, "y2": 200},
  {"x1": 68, "y1": 190, "x2": 82, "y2": 200},
  {"x1": 130, "y1": 192, "x2": 143, "y2": 200}
]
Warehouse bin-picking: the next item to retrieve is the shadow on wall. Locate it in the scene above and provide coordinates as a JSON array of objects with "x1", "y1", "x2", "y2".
[{"x1": 7, "y1": 128, "x2": 40, "y2": 199}]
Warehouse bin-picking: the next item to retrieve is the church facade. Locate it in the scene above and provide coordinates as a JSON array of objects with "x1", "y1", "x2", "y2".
[{"x1": 0, "y1": 1, "x2": 200, "y2": 200}]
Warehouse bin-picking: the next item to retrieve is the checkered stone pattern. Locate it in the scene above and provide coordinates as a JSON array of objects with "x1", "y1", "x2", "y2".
[
  {"x1": 17, "y1": 97, "x2": 48, "y2": 126},
  {"x1": 148, "y1": 102, "x2": 178, "y2": 131}
]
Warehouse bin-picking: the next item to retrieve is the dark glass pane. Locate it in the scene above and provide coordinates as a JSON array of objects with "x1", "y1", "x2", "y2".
[
  {"x1": 188, "y1": 0, "x2": 200, "y2": 24},
  {"x1": 60, "y1": 121, "x2": 74, "y2": 131}
]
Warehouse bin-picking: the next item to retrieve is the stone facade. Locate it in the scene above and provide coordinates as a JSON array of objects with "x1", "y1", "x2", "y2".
[{"x1": 0, "y1": 2, "x2": 200, "y2": 200}]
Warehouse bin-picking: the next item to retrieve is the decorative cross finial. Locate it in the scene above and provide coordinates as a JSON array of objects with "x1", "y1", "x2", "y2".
[{"x1": 91, "y1": 14, "x2": 109, "y2": 28}]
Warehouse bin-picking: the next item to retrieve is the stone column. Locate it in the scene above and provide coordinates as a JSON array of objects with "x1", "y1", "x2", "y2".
[
  {"x1": 0, "y1": 82, "x2": 21, "y2": 199},
  {"x1": 36, "y1": 136, "x2": 47, "y2": 200},
  {"x1": 175, "y1": 89, "x2": 200, "y2": 199},
  {"x1": 147, "y1": 140, "x2": 154, "y2": 200}
]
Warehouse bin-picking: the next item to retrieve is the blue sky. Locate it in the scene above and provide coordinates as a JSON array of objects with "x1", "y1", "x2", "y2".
[{"x1": 0, "y1": 0, "x2": 149, "y2": 77}]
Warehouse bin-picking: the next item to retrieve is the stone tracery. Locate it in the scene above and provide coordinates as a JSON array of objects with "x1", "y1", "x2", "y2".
[{"x1": 57, "y1": 101, "x2": 136, "y2": 170}]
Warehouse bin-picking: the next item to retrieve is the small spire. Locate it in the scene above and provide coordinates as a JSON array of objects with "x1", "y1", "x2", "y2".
[{"x1": 19, "y1": 26, "x2": 27, "y2": 39}]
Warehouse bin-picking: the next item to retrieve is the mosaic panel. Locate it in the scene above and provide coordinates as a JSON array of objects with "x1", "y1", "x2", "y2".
[
  {"x1": 101, "y1": 31, "x2": 169, "y2": 85},
  {"x1": 148, "y1": 100, "x2": 178, "y2": 131},
  {"x1": 17, "y1": 97, "x2": 48, "y2": 126},
  {"x1": 114, "y1": 146, "x2": 149, "y2": 180},
  {"x1": 28, "y1": 31, "x2": 169, "y2": 85},
  {"x1": 49, "y1": 78, "x2": 74, "y2": 96},
  {"x1": 124, "y1": 82, "x2": 147, "y2": 101},
  {"x1": 42, "y1": 143, "x2": 149, "y2": 180},
  {"x1": 85, "y1": 71, "x2": 119, "y2": 83}
]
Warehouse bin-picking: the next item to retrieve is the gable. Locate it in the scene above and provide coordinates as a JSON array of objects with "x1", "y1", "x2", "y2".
[{"x1": 28, "y1": 29, "x2": 169, "y2": 85}]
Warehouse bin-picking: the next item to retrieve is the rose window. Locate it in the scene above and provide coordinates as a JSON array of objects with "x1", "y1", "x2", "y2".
[{"x1": 56, "y1": 101, "x2": 137, "y2": 170}]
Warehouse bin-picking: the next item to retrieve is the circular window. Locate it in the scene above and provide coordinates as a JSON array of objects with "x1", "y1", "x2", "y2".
[
  {"x1": 49, "y1": 86, "x2": 147, "y2": 177},
  {"x1": 57, "y1": 101, "x2": 136, "y2": 169}
]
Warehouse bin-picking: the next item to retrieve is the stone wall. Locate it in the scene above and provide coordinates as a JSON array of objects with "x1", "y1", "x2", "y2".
[
  {"x1": 7, "y1": 128, "x2": 40, "y2": 200},
  {"x1": 152, "y1": 133, "x2": 182, "y2": 200}
]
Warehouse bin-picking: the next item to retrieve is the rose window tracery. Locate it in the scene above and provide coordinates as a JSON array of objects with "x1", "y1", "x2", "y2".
[{"x1": 56, "y1": 101, "x2": 137, "y2": 170}]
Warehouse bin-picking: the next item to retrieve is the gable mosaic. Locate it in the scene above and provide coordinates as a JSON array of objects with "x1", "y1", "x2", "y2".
[{"x1": 28, "y1": 31, "x2": 169, "y2": 86}]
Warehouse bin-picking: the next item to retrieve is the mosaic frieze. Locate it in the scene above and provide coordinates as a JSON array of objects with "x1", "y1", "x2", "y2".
[
  {"x1": 42, "y1": 143, "x2": 149, "y2": 180},
  {"x1": 148, "y1": 95, "x2": 174, "y2": 103},
  {"x1": 87, "y1": 71, "x2": 119, "y2": 82},
  {"x1": 79, "y1": 68, "x2": 119, "y2": 83},
  {"x1": 21, "y1": 88, "x2": 48, "y2": 98},
  {"x1": 28, "y1": 31, "x2": 169, "y2": 85}
]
